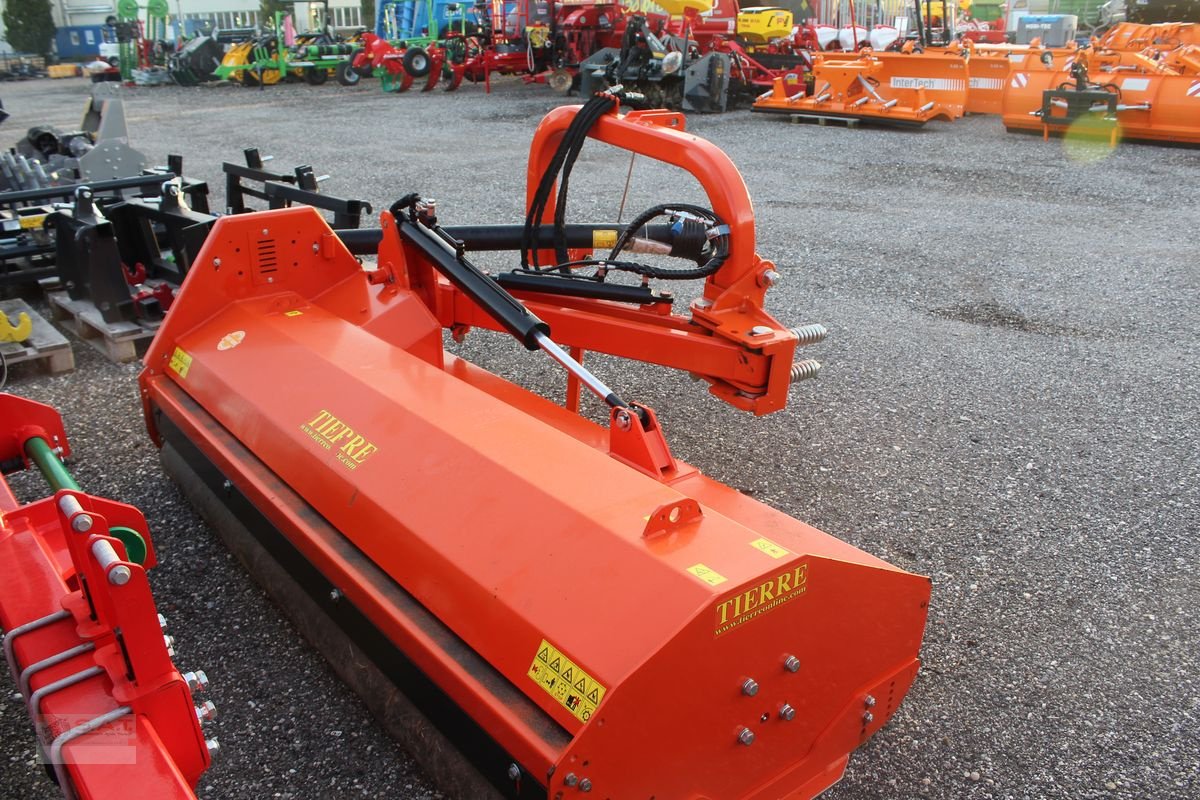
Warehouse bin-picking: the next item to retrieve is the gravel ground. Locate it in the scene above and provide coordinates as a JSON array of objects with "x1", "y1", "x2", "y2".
[{"x1": 1, "y1": 75, "x2": 1197, "y2": 800}]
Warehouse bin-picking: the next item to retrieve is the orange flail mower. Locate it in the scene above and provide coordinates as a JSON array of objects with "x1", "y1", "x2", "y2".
[{"x1": 139, "y1": 96, "x2": 930, "y2": 799}]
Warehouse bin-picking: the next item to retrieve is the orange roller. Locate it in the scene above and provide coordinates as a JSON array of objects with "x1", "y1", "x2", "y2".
[
  {"x1": 1002, "y1": 47, "x2": 1200, "y2": 146},
  {"x1": 1098, "y1": 22, "x2": 1200, "y2": 52},
  {"x1": 754, "y1": 49, "x2": 967, "y2": 126},
  {"x1": 961, "y1": 42, "x2": 1076, "y2": 114}
]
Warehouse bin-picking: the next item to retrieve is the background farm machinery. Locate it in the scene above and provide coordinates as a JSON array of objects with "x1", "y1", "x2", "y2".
[
  {"x1": 215, "y1": 12, "x2": 364, "y2": 87},
  {"x1": 355, "y1": 0, "x2": 814, "y2": 106}
]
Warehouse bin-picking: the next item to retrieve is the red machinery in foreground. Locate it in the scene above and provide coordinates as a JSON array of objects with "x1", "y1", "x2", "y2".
[
  {"x1": 0, "y1": 394, "x2": 215, "y2": 800},
  {"x1": 139, "y1": 94, "x2": 930, "y2": 798}
]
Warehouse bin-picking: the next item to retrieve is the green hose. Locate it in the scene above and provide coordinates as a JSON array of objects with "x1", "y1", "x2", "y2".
[
  {"x1": 23, "y1": 436, "x2": 147, "y2": 564},
  {"x1": 24, "y1": 436, "x2": 80, "y2": 492}
]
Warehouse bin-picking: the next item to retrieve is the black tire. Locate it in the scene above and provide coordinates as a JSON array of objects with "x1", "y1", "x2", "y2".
[
  {"x1": 402, "y1": 47, "x2": 430, "y2": 77},
  {"x1": 335, "y1": 61, "x2": 361, "y2": 86},
  {"x1": 305, "y1": 67, "x2": 329, "y2": 85}
]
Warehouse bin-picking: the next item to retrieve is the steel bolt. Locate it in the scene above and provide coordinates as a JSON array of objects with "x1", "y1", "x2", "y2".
[
  {"x1": 749, "y1": 325, "x2": 772, "y2": 336},
  {"x1": 579, "y1": 778, "x2": 593, "y2": 792},
  {"x1": 59, "y1": 495, "x2": 90, "y2": 531},
  {"x1": 564, "y1": 772, "x2": 578, "y2": 787},
  {"x1": 312, "y1": 243, "x2": 319, "y2": 253},
  {"x1": 865, "y1": 695, "x2": 876, "y2": 708},
  {"x1": 158, "y1": 613, "x2": 168, "y2": 630},
  {"x1": 213, "y1": 258, "x2": 221, "y2": 267},
  {"x1": 783, "y1": 655, "x2": 801, "y2": 673},
  {"x1": 222, "y1": 479, "x2": 232, "y2": 492},
  {"x1": 737, "y1": 726, "x2": 756, "y2": 746},
  {"x1": 196, "y1": 700, "x2": 217, "y2": 723},
  {"x1": 741, "y1": 678, "x2": 759, "y2": 697},
  {"x1": 615, "y1": 410, "x2": 632, "y2": 431},
  {"x1": 330, "y1": 588, "x2": 342, "y2": 602},
  {"x1": 163, "y1": 635, "x2": 176, "y2": 657},
  {"x1": 507, "y1": 763, "x2": 520, "y2": 781},
  {"x1": 183, "y1": 670, "x2": 210, "y2": 693},
  {"x1": 107, "y1": 564, "x2": 132, "y2": 586},
  {"x1": 863, "y1": 711, "x2": 874, "y2": 724},
  {"x1": 779, "y1": 703, "x2": 796, "y2": 721},
  {"x1": 762, "y1": 269, "x2": 781, "y2": 287},
  {"x1": 205, "y1": 738, "x2": 220, "y2": 758}
]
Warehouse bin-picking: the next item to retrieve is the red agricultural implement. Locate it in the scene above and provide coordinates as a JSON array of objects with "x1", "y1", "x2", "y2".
[
  {"x1": 352, "y1": 0, "x2": 632, "y2": 93},
  {"x1": 0, "y1": 394, "x2": 215, "y2": 800},
  {"x1": 138, "y1": 92, "x2": 931, "y2": 798}
]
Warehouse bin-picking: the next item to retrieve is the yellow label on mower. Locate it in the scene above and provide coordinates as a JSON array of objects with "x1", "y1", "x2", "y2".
[
  {"x1": 714, "y1": 563, "x2": 808, "y2": 638},
  {"x1": 169, "y1": 346, "x2": 192, "y2": 379},
  {"x1": 687, "y1": 563, "x2": 728, "y2": 586},
  {"x1": 19, "y1": 214, "x2": 48, "y2": 230},
  {"x1": 528, "y1": 639, "x2": 606, "y2": 724},
  {"x1": 299, "y1": 409, "x2": 379, "y2": 471},
  {"x1": 592, "y1": 229, "x2": 618, "y2": 249},
  {"x1": 749, "y1": 537, "x2": 790, "y2": 559}
]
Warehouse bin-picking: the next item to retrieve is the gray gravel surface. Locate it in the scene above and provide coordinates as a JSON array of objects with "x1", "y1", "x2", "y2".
[{"x1": 1, "y1": 75, "x2": 1197, "y2": 800}]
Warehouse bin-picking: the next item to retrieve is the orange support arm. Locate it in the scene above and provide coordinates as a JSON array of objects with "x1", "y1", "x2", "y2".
[{"x1": 417, "y1": 104, "x2": 817, "y2": 415}]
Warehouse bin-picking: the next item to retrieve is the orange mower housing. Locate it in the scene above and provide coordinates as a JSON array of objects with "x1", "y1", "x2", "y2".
[{"x1": 139, "y1": 103, "x2": 931, "y2": 799}]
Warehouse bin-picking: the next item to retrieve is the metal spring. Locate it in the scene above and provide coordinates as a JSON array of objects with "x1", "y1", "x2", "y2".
[
  {"x1": 789, "y1": 324, "x2": 828, "y2": 347},
  {"x1": 789, "y1": 360, "x2": 822, "y2": 384}
]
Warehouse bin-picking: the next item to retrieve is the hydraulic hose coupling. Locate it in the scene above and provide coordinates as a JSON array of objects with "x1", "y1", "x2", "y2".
[{"x1": 789, "y1": 324, "x2": 828, "y2": 347}]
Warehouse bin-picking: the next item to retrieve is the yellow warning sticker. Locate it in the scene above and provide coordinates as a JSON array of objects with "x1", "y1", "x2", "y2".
[
  {"x1": 749, "y1": 537, "x2": 790, "y2": 559},
  {"x1": 592, "y1": 229, "x2": 618, "y2": 249},
  {"x1": 168, "y1": 346, "x2": 192, "y2": 379},
  {"x1": 527, "y1": 639, "x2": 606, "y2": 724},
  {"x1": 284, "y1": 310, "x2": 303, "y2": 317},
  {"x1": 687, "y1": 563, "x2": 728, "y2": 586}
]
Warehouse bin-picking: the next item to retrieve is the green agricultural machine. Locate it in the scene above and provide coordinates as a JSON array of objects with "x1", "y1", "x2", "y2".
[{"x1": 214, "y1": 12, "x2": 363, "y2": 86}]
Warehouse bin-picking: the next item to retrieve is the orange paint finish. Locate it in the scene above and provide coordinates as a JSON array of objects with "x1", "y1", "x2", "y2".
[
  {"x1": 139, "y1": 105, "x2": 928, "y2": 798},
  {"x1": 1001, "y1": 48, "x2": 1200, "y2": 146},
  {"x1": 755, "y1": 50, "x2": 968, "y2": 126}
]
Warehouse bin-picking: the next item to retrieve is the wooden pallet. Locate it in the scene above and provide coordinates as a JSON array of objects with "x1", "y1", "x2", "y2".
[
  {"x1": 0, "y1": 298, "x2": 74, "y2": 375},
  {"x1": 788, "y1": 113, "x2": 862, "y2": 128},
  {"x1": 47, "y1": 290, "x2": 160, "y2": 364}
]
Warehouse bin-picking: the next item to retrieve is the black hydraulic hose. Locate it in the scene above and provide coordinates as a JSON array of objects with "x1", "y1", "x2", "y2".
[
  {"x1": 522, "y1": 94, "x2": 613, "y2": 268},
  {"x1": 533, "y1": 96, "x2": 610, "y2": 265},
  {"x1": 607, "y1": 203, "x2": 729, "y2": 280}
]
